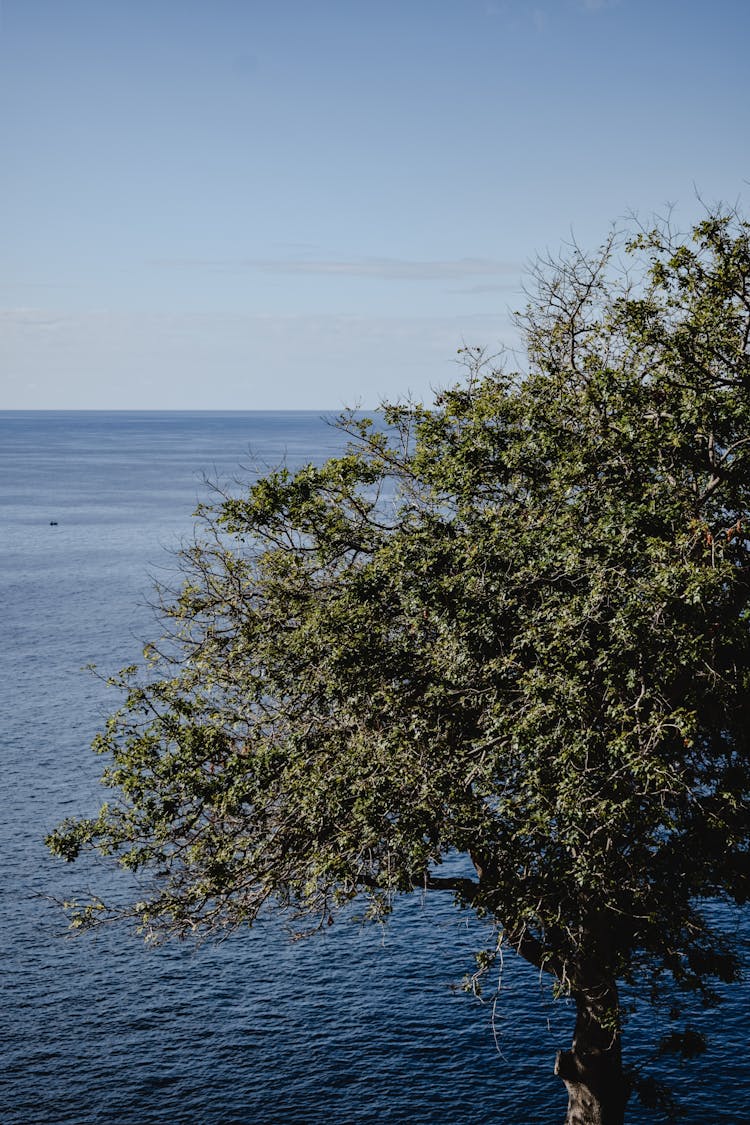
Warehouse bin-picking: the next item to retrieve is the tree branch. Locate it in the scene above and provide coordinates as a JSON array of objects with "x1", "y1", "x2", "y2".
[{"x1": 420, "y1": 874, "x2": 479, "y2": 900}]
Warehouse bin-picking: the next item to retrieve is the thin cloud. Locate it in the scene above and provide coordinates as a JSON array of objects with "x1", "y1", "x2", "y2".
[
  {"x1": 0, "y1": 307, "x2": 71, "y2": 330},
  {"x1": 155, "y1": 257, "x2": 521, "y2": 281},
  {"x1": 449, "y1": 282, "x2": 520, "y2": 295}
]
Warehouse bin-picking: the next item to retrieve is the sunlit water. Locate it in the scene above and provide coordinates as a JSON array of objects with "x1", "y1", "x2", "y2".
[{"x1": 1, "y1": 412, "x2": 748, "y2": 1124}]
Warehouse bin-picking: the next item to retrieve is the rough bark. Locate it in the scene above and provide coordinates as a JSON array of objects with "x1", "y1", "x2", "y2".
[{"x1": 555, "y1": 984, "x2": 628, "y2": 1125}]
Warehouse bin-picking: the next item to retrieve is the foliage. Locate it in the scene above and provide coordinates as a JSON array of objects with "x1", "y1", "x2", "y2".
[{"x1": 48, "y1": 208, "x2": 750, "y2": 1112}]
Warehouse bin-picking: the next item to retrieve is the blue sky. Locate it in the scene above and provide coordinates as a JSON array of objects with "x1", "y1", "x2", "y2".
[{"x1": 2, "y1": 0, "x2": 748, "y2": 409}]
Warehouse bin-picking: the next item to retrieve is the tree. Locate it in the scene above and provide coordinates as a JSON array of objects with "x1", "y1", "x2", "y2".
[{"x1": 48, "y1": 208, "x2": 750, "y2": 1125}]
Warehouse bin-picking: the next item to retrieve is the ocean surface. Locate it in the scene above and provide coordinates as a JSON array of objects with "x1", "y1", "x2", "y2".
[{"x1": 1, "y1": 411, "x2": 748, "y2": 1125}]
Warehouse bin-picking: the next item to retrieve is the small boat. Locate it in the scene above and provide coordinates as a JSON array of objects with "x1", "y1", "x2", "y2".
[{"x1": 49, "y1": 520, "x2": 58, "y2": 526}]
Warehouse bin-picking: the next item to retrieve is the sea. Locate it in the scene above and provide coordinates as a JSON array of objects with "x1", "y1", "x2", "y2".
[{"x1": 1, "y1": 411, "x2": 748, "y2": 1125}]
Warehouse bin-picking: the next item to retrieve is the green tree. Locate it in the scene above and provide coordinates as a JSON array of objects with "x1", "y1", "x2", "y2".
[{"x1": 48, "y1": 209, "x2": 750, "y2": 1125}]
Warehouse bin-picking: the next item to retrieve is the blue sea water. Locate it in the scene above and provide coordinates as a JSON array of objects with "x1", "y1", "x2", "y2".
[{"x1": 1, "y1": 411, "x2": 748, "y2": 1125}]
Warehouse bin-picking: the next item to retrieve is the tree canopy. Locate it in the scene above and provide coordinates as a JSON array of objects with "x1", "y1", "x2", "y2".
[{"x1": 48, "y1": 208, "x2": 750, "y2": 1124}]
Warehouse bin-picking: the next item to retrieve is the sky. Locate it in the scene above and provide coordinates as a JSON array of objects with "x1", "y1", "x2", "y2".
[{"x1": 2, "y1": 0, "x2": 749, "y2": 410}]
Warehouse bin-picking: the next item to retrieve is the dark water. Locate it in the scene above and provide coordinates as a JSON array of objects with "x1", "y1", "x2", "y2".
[{"x1": 1, "y1": 411, "x2": 748, "y2": 1124}]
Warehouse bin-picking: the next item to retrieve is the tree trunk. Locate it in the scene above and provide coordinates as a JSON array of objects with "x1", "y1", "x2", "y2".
[{"x1": 555, "y1": 984, "x2": 628, "y2": 1125}]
